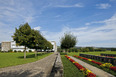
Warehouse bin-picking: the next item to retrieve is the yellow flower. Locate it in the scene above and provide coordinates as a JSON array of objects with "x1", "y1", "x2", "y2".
[{"x1": 88, "y1": 59, "x2": 92, "y2": 61}]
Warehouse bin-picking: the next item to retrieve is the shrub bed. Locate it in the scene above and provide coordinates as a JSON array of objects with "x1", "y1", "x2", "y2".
[
  {"x1": 65, "y1": 55, "x2": 96, "y2": 77},
  {"x1": 74, "y1": 55, "x2": 116, "y2": 76}
]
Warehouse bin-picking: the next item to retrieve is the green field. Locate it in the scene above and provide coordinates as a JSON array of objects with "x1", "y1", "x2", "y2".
[
  {"x1": 61, "y1": 55, "x2": 85, "y2": 77},
  {"x1": 67, "y1": 51, "x2": 116, "y2": 56},
  {"x1": 0, "y1": 52, "x2": 52, "y2": 68}
]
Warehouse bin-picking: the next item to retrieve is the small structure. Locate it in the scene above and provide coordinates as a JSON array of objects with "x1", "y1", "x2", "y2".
[
  {"x1": 50, "y1": 41, "x2": 57, "y2": 52},
  {"x1": 1, "y1": 42, "x2": 11, "y2": 51}
]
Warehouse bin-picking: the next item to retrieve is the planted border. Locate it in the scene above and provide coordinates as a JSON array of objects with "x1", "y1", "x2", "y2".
[
  {"x1": 74, "y1": 55, "x2": 116, "y2": 76},
  {"x1": 65, "y1": 55, "x2": 96, "y2": 77}
]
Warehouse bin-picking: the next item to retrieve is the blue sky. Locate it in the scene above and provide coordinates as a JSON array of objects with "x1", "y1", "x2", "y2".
[{"x1": 0, "y1": 0, "x2": 116, "y2": 47}]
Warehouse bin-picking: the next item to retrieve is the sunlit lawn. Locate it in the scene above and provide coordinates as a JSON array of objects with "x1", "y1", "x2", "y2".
[
  {"x1": 67, "y1": 51, "x2": 116, "y2": 56},
  {"x1": 0, "y1": 52, "x2": 52, "y2": 68}
]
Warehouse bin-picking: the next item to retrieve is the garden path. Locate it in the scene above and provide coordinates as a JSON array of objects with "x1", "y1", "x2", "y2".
[
  {"x1": 0, "y1": 52, "x2": 57, "y2": 77},
  {"x1": 69, "y1": 56, "x2": 115, "y2": 77}
]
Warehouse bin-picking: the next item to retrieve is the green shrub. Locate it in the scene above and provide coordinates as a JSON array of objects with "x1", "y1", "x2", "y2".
[
  {"x1": 8, "y1": 49, "x2": 13, "y2": 52},
  {"x1": 29, "y1": 50, "x2": 32, "y2": 52},
  {"x1": 60, "y1": 52, "x2": 67, "y2": 55},
  {"x1": 14, "y1": 50, "x2": 17, "y2": 52}
]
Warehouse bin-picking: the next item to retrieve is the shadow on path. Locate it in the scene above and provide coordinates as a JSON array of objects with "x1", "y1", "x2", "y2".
[
  {"x1": 0, "y1": 70, "x2": 44, "y2": 77},
  {"x1": 17, "y1": 53, "x2": 48, "y2": 59}
]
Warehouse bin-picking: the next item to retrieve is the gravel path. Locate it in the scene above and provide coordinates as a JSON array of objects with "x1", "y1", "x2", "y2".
[
  {"x1": 69, "y1": 56, "x2": 115, "y2": 77},
  {"x1": 0, "y1": 53, "x2": 57, "y2": 77}
]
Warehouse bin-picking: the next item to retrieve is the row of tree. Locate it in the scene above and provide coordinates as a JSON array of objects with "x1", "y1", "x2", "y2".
[{"x1": 12, "y1": 23, "x2": 53, "y2": 59}]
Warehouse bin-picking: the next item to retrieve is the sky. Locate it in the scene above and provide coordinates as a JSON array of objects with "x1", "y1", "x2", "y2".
[{"x1": 0, "y1": 0, "x2": 116, "y2": 47}]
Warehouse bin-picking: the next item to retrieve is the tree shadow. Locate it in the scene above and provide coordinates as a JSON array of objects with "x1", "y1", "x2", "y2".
[
  {"x1": 17, "y1": 52, "x2": 49, "y2": 59},
  {"x1": 0, "y1": 70, "x2": 44, "y2": 77}
]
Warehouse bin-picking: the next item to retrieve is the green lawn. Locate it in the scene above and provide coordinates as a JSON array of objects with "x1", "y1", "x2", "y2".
[
  {"x1": 67, "y1": 51, "x2": 116, "y2": 56},
  {"x1": 0, "y1": 52, "x2": 52, "y2": 68},
  {"x1": 61, "y1": 55, "x2": 85, "y2": 77}
]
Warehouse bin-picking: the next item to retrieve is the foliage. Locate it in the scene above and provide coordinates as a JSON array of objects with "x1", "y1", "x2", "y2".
[
  {"x1": 14, "y1": 50, "x2": 17, "y2": 52},
  {"x1": 86, "y1": 47, "x2": 94, "y2": 52},
  {"x1": 8, "y1": 49, "x2": 13, "y2": 52},
  {"x1": 74, "y1": 55, "x2": 116, "y2": 76},
  {"x1": 12, "y1": 23, "x2": 32, "y2": 46},
  {"x1": 61, "y1": 55, "x2": 85, "y2": 77},
  {"x1": 60, "y1": 52, "x2": 67, "y2": 55},
  {"x1": 69, "y1": 47, "x2": 78, "y2": 52},
  {"x1": 111, "y1": 48, "x2": 116, "y2": 51},
  {"x1": 12, "y1": 23, "x2": 32, "y2": 59},
  {"x1": 60, "y1": 33, "x2": 77, "y2": 51},
  {"x1": 29, "y1": 50, "x2": 32, "y2": 52},
  {"x1": 65, "y1": 55, "x2": 96, "y2": 77},
  {"x1": 94, "y1": 48, "x2": 106, "y2": 51},
  {"x1": 80, "y1": 48, "x2": 89, "y2": 52}
]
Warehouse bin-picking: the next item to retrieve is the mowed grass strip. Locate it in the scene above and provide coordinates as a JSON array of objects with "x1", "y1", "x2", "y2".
[
  {"x1": 61, "y1": 55, "x2": 84, "y2": 77},
  {"x1": 0, "y1": 52, "x2": 52, "y2": 68}
]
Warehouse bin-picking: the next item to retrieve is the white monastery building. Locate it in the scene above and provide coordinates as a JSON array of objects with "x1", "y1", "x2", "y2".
[{"x1": 1, "y1": 41, "x2": 57, "y2": 52}]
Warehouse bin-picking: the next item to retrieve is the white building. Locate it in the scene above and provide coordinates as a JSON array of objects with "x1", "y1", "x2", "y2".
[
  {"x1": 50, "y1": 41, "x2": 57, "y2": 52},
  {"x1": 11, "y1": 41, "x2": 35, "y2": 52},
  {"x1": 2, "y1": 41, "x2": 57, "y2": 52}
]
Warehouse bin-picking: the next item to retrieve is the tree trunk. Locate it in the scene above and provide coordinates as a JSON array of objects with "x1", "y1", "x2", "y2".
[
  {"x1": 35, "y1": 49, "x2": 37, "y2": 57},
  {"x1": 63, "y1": 49, "x2": 65, "y2": 53},
  {"x1": 24, "y1": 46, "x2": 26, "y2": 59}
]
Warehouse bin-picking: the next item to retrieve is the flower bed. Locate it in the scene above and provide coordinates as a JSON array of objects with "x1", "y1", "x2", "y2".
[
  {"x1": 65, "y1": 55, "x2": 96, "y2": 77},
  {"x1": 74, "y1": 55, "x2": 116, "y2": 72}
]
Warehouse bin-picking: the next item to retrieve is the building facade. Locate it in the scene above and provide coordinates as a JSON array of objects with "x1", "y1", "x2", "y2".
[
  {"x1": 1, "y1": 41, "x2": 57, "y2": 52},
  {"x1": 1, "y1": 42, "x2": 11, "y2": 51},
  {"x1": 50, "y1": 41, "x2": 57, "y2": 52}
]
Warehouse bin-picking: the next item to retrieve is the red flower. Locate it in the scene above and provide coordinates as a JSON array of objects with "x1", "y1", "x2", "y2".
[
  {"x1": 77, "y1": 56, "x2": 83, "y2": 58},
  {"x1": 110, "y1": 66, "x2": 116, "y2": 71},
  {"x1": 82, "y1": 57, "x2": 88, "y2": 60},
  {"x1": 75, "y1": 63, "x2": 85, "y2": 70},
  {"x1": 87, "y1": 73, "x2": 96, "y2": 77},
  {"x1": 91, "y1": 60, "x2": 102, "y2": 65}
]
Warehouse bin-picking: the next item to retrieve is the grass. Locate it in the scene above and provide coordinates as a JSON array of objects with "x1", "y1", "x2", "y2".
[
  {"x1": 67, "y1": 51, "x2": 116, "y2": 56},
  {"x1": 61, "y1": 55, "x2": 85, "y2": 77},
  {"x1": 0, "y1": 52, "x2": 52, "y2": 68}
]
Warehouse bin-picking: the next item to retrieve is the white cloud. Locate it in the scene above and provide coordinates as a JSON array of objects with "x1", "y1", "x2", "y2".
[
  {"x1": 34, "y1": 26, "x2": 41, "y2": 30},
  {"x1": 96, "y1": 3, "x2": 111, "y2": 9},
  {"x1": 55, "y1": 3, "x2": 84, "y2": 8},
  {"x1": 42, "y1": 13, "x2": 116, "y2": 47},
  {"x1": 0, "y1": 0, "x2": 35, "y2": 42}
]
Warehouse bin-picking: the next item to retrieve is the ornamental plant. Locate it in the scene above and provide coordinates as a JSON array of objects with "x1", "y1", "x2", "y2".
[
  {"x1": 74, "y1": 55, "x2": 116, "y2": 72},
  {"x1": 65, "y1": 55, "x2": 96, "y2": 77}
]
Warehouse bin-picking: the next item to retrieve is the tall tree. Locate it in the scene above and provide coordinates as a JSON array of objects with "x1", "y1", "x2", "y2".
[
  {"x1": 60, "y1": 33, "x2": 77, "y2": 53},
  {"x1": 12, "y1": 23, "x2": 32, "y2": 59}
]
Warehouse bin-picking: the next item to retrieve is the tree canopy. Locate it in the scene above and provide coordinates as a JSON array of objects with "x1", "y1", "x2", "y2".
[
  {"x1": 12, "y1": 23, "x2": 53, "y2": 58},
  {"x1": 60, "y1": 33, "x2": 77, "y2": 50}
]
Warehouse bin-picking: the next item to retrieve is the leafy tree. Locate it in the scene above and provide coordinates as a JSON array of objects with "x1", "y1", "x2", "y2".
[
  {"x1": 60, "y1": 33, "x2": 77, "y2": 53},
  {"x1": 12, "y1": 23, "x2": 32, "y2": 59},
  {"x1": 28, "y1": 29, "x2": 53, "y2": 57},
  {"x1": 86, "y1": 47, "x2": 94, "y2": 52}
]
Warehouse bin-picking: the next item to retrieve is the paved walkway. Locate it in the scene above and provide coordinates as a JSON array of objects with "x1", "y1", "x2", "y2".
[
  {"x1": 0, "y1": 53, "x2": 57, "y2": 77},
  {"x1": 69, "y1": 56, "x2": 115, "y2": 77}
]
